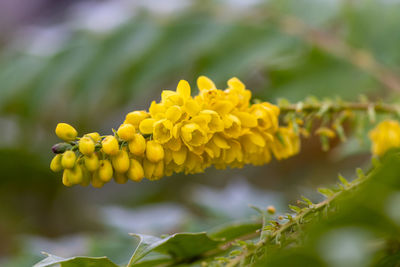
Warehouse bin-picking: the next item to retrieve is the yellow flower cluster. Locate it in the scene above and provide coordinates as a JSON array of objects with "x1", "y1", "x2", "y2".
[
  {"x1": 369, "y1": 119, "x2": 400, "y2": 156},
  {"x1": 50, "y1": 76, "x2": 300, "y2": 187}
]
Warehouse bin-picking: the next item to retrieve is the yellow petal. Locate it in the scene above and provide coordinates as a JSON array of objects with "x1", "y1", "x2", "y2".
[
  {"x1": 197, "y1": 76, "x2": 216, "y2": 91},
  {"x1": 176, "y1": 80, "x2": 191, "y2": 99},
  {"x1": 139, "y1": 118, "x2": 156, "y2": 134}
]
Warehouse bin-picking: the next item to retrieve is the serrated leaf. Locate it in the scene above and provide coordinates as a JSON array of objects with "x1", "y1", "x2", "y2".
[
  {"x1": 338, "y1": 174, "x2": 350, "y2": 187},
  {"x1": 356, "y1": 168, "x2": 366, "y2": 179},
  {"x1": 34, "y1": 253, "x2": 118, "y2": 267},
  {"x1": 288, "y1": 204, "x2": 302, "y2": 213},
  {"x1": 128, "y1": 233, "x2": 221, "y2": 266},
  {"x1": 300, "y1": 196, "x2": 313, "y2": 206},
  {"x1": 318, "y1": 188, "x2": 335, "y2": 198},
  {"x1": 209, "y1": 221, "x2": 261, "y2": 241}
]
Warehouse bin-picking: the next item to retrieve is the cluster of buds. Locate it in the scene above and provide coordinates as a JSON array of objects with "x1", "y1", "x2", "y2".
[{"x1": 50, "y1": 76, "x2": 300, "y2": 187}]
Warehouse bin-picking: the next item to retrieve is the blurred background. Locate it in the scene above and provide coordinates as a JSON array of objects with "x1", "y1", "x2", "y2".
[{"x1": 0, "y1": 0, "x2": 399, "y2": 266}]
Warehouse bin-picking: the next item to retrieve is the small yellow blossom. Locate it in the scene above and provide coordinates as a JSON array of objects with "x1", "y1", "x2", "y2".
[
  {"x1": 84, "y1": 132, "x2": 101, "y2": 143},
  {"x1": 50, "y1": 154, "x2": 63, "y2": 172},
  {"x1": 55, "y1": 123, "x2": 78, "y2": 141},
  {"x1": 117, "y1": 124, "x2": 136, "y2": 141},
  {"x1": 128, "y1": 133, "x2": 146, "y2": 156},
  {"x1": 102, "y1": 136, "x2": 119, "y2": 155},
  {"x1": 127, "y1": 159, "x2": 144, "y2": 182},
  {"x1": 64, "y1": 164, "x2": 83, "y2": 185},
  {"x1": 153, "y1": 119, "x2": 174, "y2": 144},
  {"x1": 61, "y1": 151, "x2": 76, "y2": 169},
  {"x1": 79, "y1": 136, "x2": 95, "y2": 155},
  {"x1": 111, "y1": 150, "x2": 130, "y2": 173},
  {"x1": 98, "y1": 160, "x2": 113, "y2": 182},
  {"x1": 125, "y1": 110, "x2": 149, "y2": 128},
  {"x1": 369, "y1": 119, "x2": 400, "y2": 156},
  {"x1": 146, "y1": 140, "x2": 165, "y2": 162},
  {"x1": 84, "y1": 153, "x2": 99, "y2": 172}
]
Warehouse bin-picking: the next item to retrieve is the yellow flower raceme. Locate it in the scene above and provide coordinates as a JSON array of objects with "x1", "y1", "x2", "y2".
[
  {"x1": 369, "y1": 119, "x2": 400, "y2": 156},
  {"x1": 51, "y1": 76, "x2": 302, "y2": 188}
]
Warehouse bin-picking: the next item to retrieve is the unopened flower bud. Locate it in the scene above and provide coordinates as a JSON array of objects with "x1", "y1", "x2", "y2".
[
  {"x1": 111, "y1": 150, "x2": 130, "y2": 173},
  {"x1": 79, "y1": 137, "x2": 95, "y2": 155},
  {"x1": 146, "y1": 140, "x2": 164, "y2": 162},
  {"x1": 61, "y1": 151, "x2": 76, "y2": 169},
  {"x1": 98, "y1": 159, "x2": 113, "y2": 182},
  {"x1": 127, "y1": 159, "x2": 144, "y2": 182},
  {"x1": 50, "y1": 154, "x2": 63, "y2": 172},
  {"x1": 117, "y1": 124, "x2": 136, "y2": 141},
  {"x1": 65, "y1": 164, "x2": 83, "y2": 185},
  {"x1": 84, "y1": 153, "x2": 99, "y2": 172},
  {"x1": 55, "y1": 123, "x2": 78, "y2": 141},
  {"x1": 102, "y1": 136, "x2": 119, "y2": 155},
  {"x1": 128, "y1": 133, "x2": 146, "y2": 156},
  {"x1": 84, "y1": 132, "x2": 101, "y2": 143}
]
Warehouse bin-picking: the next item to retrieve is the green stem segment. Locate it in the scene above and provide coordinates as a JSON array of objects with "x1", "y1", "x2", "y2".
[{"x1": 279, "y1": 101, "x2": 400, "y2": 115}]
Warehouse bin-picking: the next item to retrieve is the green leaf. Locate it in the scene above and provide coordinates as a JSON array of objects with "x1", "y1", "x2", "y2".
[
  {"x1": 300, "y1": 195, "x2": 313, "y2": 206},
  {"x1": 317, "y1": 188, "x2": 335, "y2": 198},
  {"x1": 338, "y1": 174, "x2": 350, "y2": 187},
  {"x1": 127, "y1": 233, "x2": 221, "y2": 266},
  {"x1": 288, "y1": 204, "x2": 302, "y2": 213},
  {"x1": 34, "y1": 253, "x2": 118, "y2": 267},
  {"x1": 209, "y1": 221, "x2": 261, "y2": 241}
]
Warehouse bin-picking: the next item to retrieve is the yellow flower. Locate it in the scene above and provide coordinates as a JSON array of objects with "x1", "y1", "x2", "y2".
[
  {"x1": 79, "y1": 136, "x2": 95, "y2": 155},
  {"x1": 271, "y1": 127, "x2": 300, "y2": 160},
  {"x1": 102, "y1": 136, "x2": 119, "y2": 155},
  {"x1": 128, "y1": 133, "x2": 146, "y2": 156},
  {"x1": 84, "y1": 153, "x2": 99, "y2": 172},
  {"x1": 98, "y1": 159, "x2": 113, "y2": 182},
  {"x1": 181, "y1": 122, "x2": 208, "y2": 148},
  {"x1": 149, "y1": 101, "x2": 166, "y2": 119},
  {"x1": 111, "y1": 150, "x2": 130, "y2": 173},
  {"x1": 223, "y1": 114, "x2": 242, "y2": 138},
  {"x1": 84, "y1": 132, "x2": 101, "y2": 143},
  {"x1": 139, "y1": 118, "x2": 156, "y2": 135},
  {"x1": 61, "y1": 150, "x2": 76, "y2": 169},
  {"x1": 117, "y1": 124, "x2": 136, "y2": 141},
  {"x1": 197, "y1": 75, "x2": 216, "y2": 91},
  {"x1": 198, "y1": 110, "x2": 224, "y2": 133},
  {"x1": 369, "y1": 119, "x2": 400, "y2": 156},
  {"x1": 125, "y1": 110, "x2": 149, "y2": 128},
  {"x1": 172, "y1": 146, "x2": 187, "y2": 165},
  {"x1": 64, "y1": 164, "x2": 83, "y2": 185},
  {"x1": 153, "y1": 119, "x2": 174, "y2": 144},
  {"x1": 166, "y1": 105, "x2": 183, "y2": 123},
  {"x1": 146, "y1": 140, "x2": 164, "y2": 162},
  {"x1": 127, "y1": 159, "x2": 144, "y2": 182},
  {"x1": 250, "y1": 103, "x2": 279, "y2": 132},
  {"x1": 176, "y1": 79, "x2": 191, "y2": 100},
  {"x1": 55, "y1": 123, "x2": 77, "y2": 141},
  {"x1": 50, "y1": 154, "x2": 63, "y2": 172}
]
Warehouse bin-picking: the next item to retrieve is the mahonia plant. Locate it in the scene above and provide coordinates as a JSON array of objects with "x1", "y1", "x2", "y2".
[
  {"x1": 50, "y1": 76, "x2": 300, "y2": 187},
  {"x1": 50, "y1": 76, "x2": 400, "y2": 188}
]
